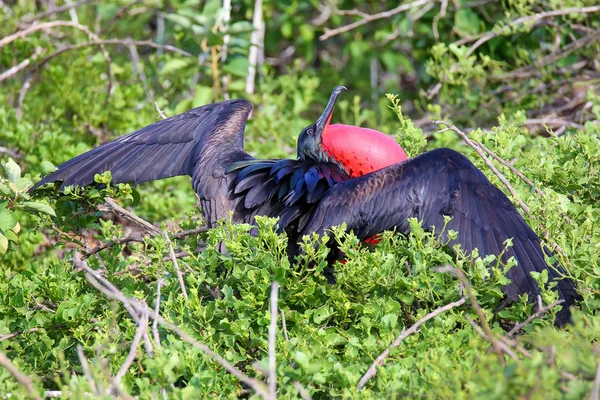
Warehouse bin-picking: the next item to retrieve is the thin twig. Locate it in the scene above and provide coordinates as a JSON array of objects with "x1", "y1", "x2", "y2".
[
  {"x1": 112, "y1": 311, "x2": 148, "y2": 388},
  {"x1": 153, "y1": 279, "x2": 163, "y2": 350},
  {"x1": 99, "y1": 198, "x2": 188, "y2": 298},
  {"x1": 320, "y1": 0, "x2": 432, "y2": 40},
  {"x1": 164, "y1": 231, "x2": 188, "y2": 299},
  {"x1": 154, "y1": 101, "x2": 168, "y2": 120},
  {"x1": 172, "y1": 226, "x2": 209, "y2": 239},
  {"x1": 0, "y1": 350, "x2": 41, "y2": 400},
  {"x1": 591, "y1": 362, "x2": 600, "y2": 400},
  {"x1": 1, "y1": 20, "x2": 114, "y2": 105},
  {"x1": 357, "y1": 297, "x2": 466, "y2": 390},
  {"x1": 465, "y1": 316, "x2": 518, "y2": 360},
  {"x1": 0, "y1": 46, "x2": 43, "y2": 83},
  {"x1": 268, "y1": 282, "x2": 280, "y2": 399},
  {"x1": 77, "y1": 345, "x2": 100, "y2": 396},
  {"x1": 0, "y1": 324, "x2": 66, "y2": 342},
  {"x1": 246, "y1": 0, "x2": 264, "y2": 94},
  {"x1": 292, "y1": 381, "x2": 313, "y2": 400},
  {"x1": 433, "y1": 120, "x2": 531, "y2": 214},
  {"x1": 280, "y1": 309, "x2": 289, "y2": 342},
  {"x1": 82, "y1": 234, "x2": 144, "y2": 259},
  {"x1": 453, "y1": 6, "x2": 600, "y2": 56},
  {"x1": 507, "y1": 297, "x2": 564, "y2": 337},
  {"x1": 18, "y1": 0, "x2": 95, "y2": 25},
  {"x1": 0, "y1": 146, "x2": 20, "y2": 159},
  {"x1": 73, "y1": 254, "x2": 269, "y2": 398},
  {"x1": 436, "y1": 265, "x2": 505, "y2": 364},
  {"x1": 100, "y1": 198, "x2": 161, "y2": 235}
]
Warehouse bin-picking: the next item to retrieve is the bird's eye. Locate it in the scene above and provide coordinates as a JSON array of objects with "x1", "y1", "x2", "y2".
[{"x1": 307, "y1": 127, "x2": 314, "y2": 136}]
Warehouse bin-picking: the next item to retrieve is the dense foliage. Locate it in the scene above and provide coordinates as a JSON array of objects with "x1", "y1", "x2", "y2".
[{"x1": 1, "y1": 0, "x2": 599, "y2": 398}]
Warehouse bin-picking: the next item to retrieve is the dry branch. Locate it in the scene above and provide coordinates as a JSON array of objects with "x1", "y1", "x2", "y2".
[
  {"x1": 454, "y1": 6, "x2": 600, "y2": 57},
  {"x1": 112, "y1": 311, "x2": 149, "y2": 389},
  {"x1": 153, "y1": 279, "x2": 164, "y2": 350},
  {"x1": 435, "y1": 264, "x2": 505, "y2": 363},
  {"x1": 19, "y1": 0, "x2": 95, "y2": 25},
  {"x1": 0, "y1": 21, "x2": 113, "y2": 101},
  {"x1": 465, "y1": 315, "x2": 518, "y2": 360},
  {"x1": 73, "y1": 253, "x2": 269, "y2": 398},
  {"x1": 320, "y1": 0, "x2": 432, "y2": 41},
  {"x1": 592, "y1": 362, "x2": 600, "y2": 400},
  {"x1": 507, "y1": 297, "x2": 565, "y2": 337},
  {"x1": 268, "y1": 282, "x2": 280, "y2": 399},
  {"x1": 433, "y1": 121, "x2": 531, "y2": 214},
  {"x1": 357, "y1": 297, "x2": 466, "y2": 390},
  {"x1": 77, "y1": 345, "x2": 100, "y2": 396},
  {"x1": 0, "y1": 350, "x2": 41, "y2": 400},
  {"x1": 0, "y1": 46, "x2": 43, "y2": 83},
  {"x1": 98, "y1": 198, "x2": 188, "y2": 298}
]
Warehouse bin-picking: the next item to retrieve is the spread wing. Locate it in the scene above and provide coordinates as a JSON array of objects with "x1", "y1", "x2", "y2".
[
  {"x1": 33, "y1": 100, "x2": 254, "y2": 227},
  {"x1": 32, "y1": 99, "x2": 350, "y2": 231},
  {"x1": 301, "y1": 148, "x2": 580, "y2": 325}
]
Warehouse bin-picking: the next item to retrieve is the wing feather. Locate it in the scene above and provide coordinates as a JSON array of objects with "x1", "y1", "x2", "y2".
[{"x1": 301, "y1": 148, "x2": 580, "y2": 325}]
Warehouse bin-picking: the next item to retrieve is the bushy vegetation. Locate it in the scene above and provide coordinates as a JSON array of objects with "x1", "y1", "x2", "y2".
[{"x1": 1, "y1": 0, "x2": 599, "y2": 398}]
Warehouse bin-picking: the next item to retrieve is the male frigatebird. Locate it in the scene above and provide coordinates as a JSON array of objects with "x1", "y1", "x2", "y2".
[{"x1": 33, "y1": 87, "x2": 579, "y2": 324}]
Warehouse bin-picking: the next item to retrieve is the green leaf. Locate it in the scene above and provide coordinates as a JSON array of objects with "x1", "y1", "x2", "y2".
[
  {"x1": 0, "y1": 182, "x2": 11, "y2": 196},
  {"x1": 0, "y1": 210, "x2": 17, "y2": 231},
  {"x1": 223, "y1": 57, "x2": 249, "y2": 78},
  {"x1": 313, "y1": 305, "x2": 332, "y2": 324},
  {"x1": 5, "y1": 229, "x2": 18, "y2": 243},
  {"x1": 161, "y1": 59, "x2": 193, "y2": 75},
  {"x1": 229, "y1": 21, "x2": 254, "y2": 35},
  {"x1": 293, "y1": 351, "x2": 310, "y2": 370},
  {"x1": 40, "y1": 161, "x2": 57, "y2": 174},
  {"x1": 1, "y1": 158, "x2": 21, "y2": 183},
  {"x1": 0, "y1": 233, "x2": 7, "y2": 253},
  {"x1": 454, "y1": 9, "x2": 480, "y2": 37},
  {"x1": 21, "y1": 201, "x2": 56, "y2": 217}
]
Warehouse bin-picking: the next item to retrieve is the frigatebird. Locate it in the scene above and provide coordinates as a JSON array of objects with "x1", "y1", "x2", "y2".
[{"x1": 32, "y1": 87, "x2": 579, "y2": 324}]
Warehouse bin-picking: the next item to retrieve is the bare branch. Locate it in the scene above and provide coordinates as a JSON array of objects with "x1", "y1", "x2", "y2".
[
  {"x1": 433, "y1": 121, "x2": 531, "y2": 215},
  {"x1": 591, "y1": 362, "x2": 600, "y2": 400},
  {"x1": 77, "y1": 345, "x2": 100, "y2": 396},
  {"x1": 268, "y1": 282, "x2": 280, "y2": 399},
  {"x1": 153, "y1": 279, "x2": 164, "y2": 350},
  {"x1": 0, "y1": 46, "x2": 44, "y2": 83},
  {"x1": 465, "y1": 316, "x2": 518, "y2": 360},
  {"x1": 246, "y1": 0, "x2": 264, "y2": 94},
  {"x1": 292, "y1": 381, "x2": 313, "y2": 400},
  {"x1": 320, "y1": 0, "x2": 432, "y2": 41},
  {"x1": 19, "y1": 0, "x2": 94, "y2": 25},
  {"x1": 507, "y1": 297, "x2": 565, "y2": 337},
  {"x1": 436, "y1": 264, "x2": 505, "y2": 364},
  {"x1": 357, "y1": 297, "x2": 466, "y2": 390},
  {"x1": 112, "y1": 312, "x2": 148, "y2": 388},
  {"x1": 0, "y1": 350, "x2": 41, "y2": 400},
  {"x1": 164, "y1": 231, "x2": 188, "y2": 299},
  {"x1": 454, "y1": 6, "x2": 600, "y2": 57},
  {"x1": 280, "y1": 309, "x2": 289, "y2": 342},
  {"x1": 0, "y1": 20, "x2": 114, "y2": 108},
  {"x1": 82, "y1": 233, "x2": 144, "y2": 260},
  {"x1": 154, "y1": 101, "x2": 168, "y2": 120},
  {"x1": 73, "y1": 254, "x2": 269, "y2": 398},
  {"x1": 0, "y1": 146, "x2": 20, "y2": 159}
]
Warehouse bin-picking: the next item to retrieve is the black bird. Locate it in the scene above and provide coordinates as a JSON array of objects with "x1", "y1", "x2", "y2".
[{"x1": 32, "y1": 87, "x2": 579, "y2": 324}]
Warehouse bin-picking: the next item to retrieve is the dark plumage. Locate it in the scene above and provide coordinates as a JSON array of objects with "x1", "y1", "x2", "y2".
[{"x1": 32, "y1": 90, "x2": 580, "y2": 325}]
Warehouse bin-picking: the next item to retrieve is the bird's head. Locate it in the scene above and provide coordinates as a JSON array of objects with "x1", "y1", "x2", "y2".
[
  {"x1": 298, "y1": 86, "x2": 408, "y2": 177},
  {"x1": 297, "y1": 86, "x2": 346, "y2": 163}
]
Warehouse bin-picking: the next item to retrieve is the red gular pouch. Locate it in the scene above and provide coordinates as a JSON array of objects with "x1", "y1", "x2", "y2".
[
  {"x1": 321, "y1": 124, "x2": 407, "y2": 178},
  {"x1": 321, "y1": 123, "x2": 408, "y2": 262}
]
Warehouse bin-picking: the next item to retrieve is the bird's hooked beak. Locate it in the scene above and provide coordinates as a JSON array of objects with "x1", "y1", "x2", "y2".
[{"x1": 315, "y1": 86, "x2": 346, "y2": 138}]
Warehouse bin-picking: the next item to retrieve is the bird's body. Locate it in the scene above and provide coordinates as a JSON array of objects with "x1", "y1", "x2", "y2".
[{"x1": 33, "y1": 88, "x2": 580, "y2": 325}]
